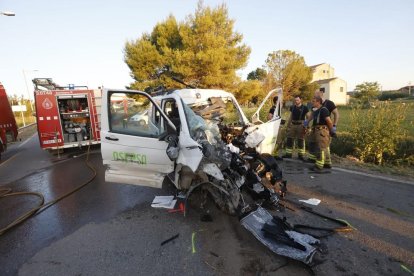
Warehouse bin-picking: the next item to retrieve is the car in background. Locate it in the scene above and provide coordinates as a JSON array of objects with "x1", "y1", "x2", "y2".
[{"x1": 129, "y1": 110, "x2": 149, "y2": 126}]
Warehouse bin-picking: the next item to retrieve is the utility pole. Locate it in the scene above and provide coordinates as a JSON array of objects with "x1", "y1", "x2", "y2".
[{"x1": 23, "y1": 69, "x2": 38, "y2": 112}]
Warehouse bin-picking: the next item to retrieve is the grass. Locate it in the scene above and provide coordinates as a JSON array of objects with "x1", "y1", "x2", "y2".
[{"x1": 332, "y1": 154, "x2": 414, "y2": 180}]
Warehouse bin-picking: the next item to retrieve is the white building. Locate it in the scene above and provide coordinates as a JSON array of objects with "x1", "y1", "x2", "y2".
[{"x1": 310, "y1": 63, "x2": 348, "y2": 105}]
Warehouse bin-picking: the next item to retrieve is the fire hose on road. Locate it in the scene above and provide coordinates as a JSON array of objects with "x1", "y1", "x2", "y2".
[{"x1": 0, "y1": 144, "x2": 97, "y2": 236}]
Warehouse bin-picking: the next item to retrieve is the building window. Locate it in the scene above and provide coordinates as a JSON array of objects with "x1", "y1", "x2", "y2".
[
  {"x1": 320, "y1": 87, "x2": 325, "y2": 93},
  {"x1": 340, "y1": 87, "x2": 344, "y2": 92},
  {"x1": 323, "y1": 70, "x2": 326, "y2": 73}
]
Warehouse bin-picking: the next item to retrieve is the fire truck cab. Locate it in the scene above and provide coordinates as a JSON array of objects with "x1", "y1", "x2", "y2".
[{"x1": 33, "y1": 78, "x2": 101, "y2": 151}]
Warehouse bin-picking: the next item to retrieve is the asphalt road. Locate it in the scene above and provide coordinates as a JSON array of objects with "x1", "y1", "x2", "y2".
[{"x1": 0, "y1": 127, "x2": 413, "y2": 275}]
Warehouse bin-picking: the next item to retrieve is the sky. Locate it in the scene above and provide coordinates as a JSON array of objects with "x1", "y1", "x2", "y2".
[{"x1": 1, "y1": 0, "x2": 413, "y2": 100}]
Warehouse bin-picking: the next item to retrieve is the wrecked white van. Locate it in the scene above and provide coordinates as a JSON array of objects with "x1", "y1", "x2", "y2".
[{"x1": 101, "y1": 88, "x2": 284, "y2": 214}]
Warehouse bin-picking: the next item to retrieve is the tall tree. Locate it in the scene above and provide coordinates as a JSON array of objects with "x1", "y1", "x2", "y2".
[
  {"x1": 353, "y1": 81, "x2": 380, "y2": 104},
  {"x1": 235, "y1": 80, "x2": 264, "y2": 105},
  {"x1": 247, "y1": 68, "x2": 267, "y2": 81},
  {"x1": 264, "y1": 50, "x2": 312, "y2": 102},
  {"x1": 124, "y1": 3, "x2": 251, "y2": 91}
]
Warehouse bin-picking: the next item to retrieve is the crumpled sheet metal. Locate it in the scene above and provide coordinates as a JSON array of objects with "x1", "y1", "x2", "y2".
[
  {"x1": 240, "y1": 207, "x2": 319, "y2": 264},
  {"x1": 202, "y1": 163, "x2": 224, "y2": 181},
  {"x1": 204, "y1": 120, "x2": 221, "y2": 145},
  {"x1": 245, "y1": 130, "x2": 265, "y2": 148}
]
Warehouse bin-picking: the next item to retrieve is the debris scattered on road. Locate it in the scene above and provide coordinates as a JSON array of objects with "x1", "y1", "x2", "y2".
[
  {"x1": 241, "y1": 207, "x2": 319, "y2": 264},
  {"x1": 160, "y1": 233, "x2": 180, "y2": 246},
  {"x1": 200, "y1": 212, "x2": 213, "y2": 222},
  {"x1": 209, "y1": 251, "x2": 219, "y2": 258},
  {"x1": 168, "y1": 202, "x2": 185, "y2": 214},
  {"x1": 204, "y1": 260, "x2": 217, "y2": 271},
  {"x1": 151, "y1": 196, "x2": 177, "y2": 209},
  {"x1": 335, "y1": 218, "x2": 357, "y2": 230},
  {"x1": 386, "y1": 207, "x2": 414, "y2": 218},
  {"x1": 400, "y1": 264, "x2": 414, "y2": 276},
  {"x1": 299, "y1": 198, "x2": 321, "y2": 206}
]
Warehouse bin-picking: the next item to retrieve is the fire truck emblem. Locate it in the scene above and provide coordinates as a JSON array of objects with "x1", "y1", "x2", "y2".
[{"x1": 42, "y1": 98, "x2": 53, "y2": 110}]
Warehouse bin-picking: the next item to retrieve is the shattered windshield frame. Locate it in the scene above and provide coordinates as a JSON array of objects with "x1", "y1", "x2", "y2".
[
  {"x1": 182, "y1": 96, "x2": 246, "y2": 140},
  {"x1": 181, "y1": 99, "x2": 207, "y2": 139}
]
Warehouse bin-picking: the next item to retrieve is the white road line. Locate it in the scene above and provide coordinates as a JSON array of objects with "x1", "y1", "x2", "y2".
[
  {"x1": 284, "y1": 158, "x2": 414, "y2": 185},
  {"x1": 333, "y1": 167, "x2": 414, "y2": 186},
  {"x1": 0, "y1": 152, "x2": 20, "y2": 168},
  {"x1": 18, "y1": 133, "x2": 37, "y2": 148}
]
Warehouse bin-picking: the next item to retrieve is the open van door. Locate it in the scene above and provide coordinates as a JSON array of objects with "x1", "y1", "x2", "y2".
[
  {"x1": 100, "y1": 89, "x2": 177, "y2": 188},
  {"x1": 250, "y1": 88, "x2": 283, "y2": 154}
]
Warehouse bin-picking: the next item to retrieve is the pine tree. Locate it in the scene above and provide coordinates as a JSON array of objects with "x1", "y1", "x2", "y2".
[{"x1": 124, "y1": 3, "x2": 250, "y2": 92}]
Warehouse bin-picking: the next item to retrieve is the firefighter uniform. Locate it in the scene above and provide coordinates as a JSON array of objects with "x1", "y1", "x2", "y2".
[
  {"x1": 310, "y1": 106, "x2": 331, "y2": 170},
  {"x1": 285, "y1": 104, "x2": 308, "y2": 159},
  {"x1": 307, "y1": 99, "x2": 336, "y2": 166}
]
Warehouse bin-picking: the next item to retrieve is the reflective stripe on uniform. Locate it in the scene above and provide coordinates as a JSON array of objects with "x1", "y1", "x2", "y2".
[
  {"x1": 315, "y1": 151, "x2": 325, "y2": 169},
  {"x1": 325, "y1": 146, "x2": 332, "y2": 165}
]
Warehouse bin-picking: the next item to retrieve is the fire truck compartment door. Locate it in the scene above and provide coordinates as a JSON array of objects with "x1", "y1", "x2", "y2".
[{"x1": 101, "y1": 89, "x2": 176, "y2": 188}]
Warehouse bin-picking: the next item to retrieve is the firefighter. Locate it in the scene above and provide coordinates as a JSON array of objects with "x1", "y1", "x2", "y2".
[
  {"x1": 283, "y1": 95, "x2": 308, "y2": 159},
  {"x1": 306, "y1": 96, "x2": 336, "y2": 171},
  {"x1": 307, "y1": 88, "x2": 339, "y2": 168},
  {"x1": 267, "y1": 96, "x2": 280, "y2": 120}
]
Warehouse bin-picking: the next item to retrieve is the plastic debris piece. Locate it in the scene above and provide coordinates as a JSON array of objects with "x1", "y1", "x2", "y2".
[
  {"x1": 192, "y1": 232, "x2": 197, "y2": 254},
  {"x1": 161, "y1": 233, "x2": 179, "y2": 246},
  {"x1": 151, "y1": 196, "x2": 177, "y2": 209},
  {"x1": 299, "y1": 198, "x2": 321, "y2": 206},
  {"x1": 335, "y1": 218, "x2": 357, "y2": 230},
  {"x1": 240, "y1": 207, "x2": 319, "y2": 264},
  {"x1": 400, "y1": 264, "x2": 414, "y2": 276},
  {"x1": 168, "y1": 202, "x2": 185, "y2": 214}
]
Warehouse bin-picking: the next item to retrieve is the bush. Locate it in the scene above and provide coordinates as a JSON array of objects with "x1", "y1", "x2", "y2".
[
  {"x1": 330, "y1": 131, "x2": 355, "y2": 157},
  {"x1": 378, "y1": 92, "x2": 408, "y2": 101},
  {"x1": 386, "y1": 137, "x2": 414, "y2": 166},
  {"x1": 331, "y1": 133, "x2": 414, "y2": 167},
  {"x1": 348, "y1": 101, "x2": 408, "y2": 165}
]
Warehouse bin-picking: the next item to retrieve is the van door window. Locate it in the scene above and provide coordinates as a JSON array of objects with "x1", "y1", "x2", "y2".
[
  {"x1": 109, "y1": 92, "x2": 163, "y2": 138},
  {"x1": 164, "y1": 100, "x2": 181, "y2": 132}
]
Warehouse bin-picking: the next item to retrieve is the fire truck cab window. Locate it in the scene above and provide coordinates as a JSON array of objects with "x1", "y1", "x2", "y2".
[{"x1": 109, "y1": 92, "x2": 162, "y2": 138}]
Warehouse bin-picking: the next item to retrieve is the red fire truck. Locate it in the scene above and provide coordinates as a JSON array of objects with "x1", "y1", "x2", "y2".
[
  {"x1": 0, "y1": 83, "x2": 18, "y2": 159},
  {"x1": 33, "y1": 78, "x2": 101, "y2": 151}
]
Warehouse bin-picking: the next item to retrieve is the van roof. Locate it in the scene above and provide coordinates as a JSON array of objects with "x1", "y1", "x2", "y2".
[{"x1": 170, "y1": 89, "x2": 235, "y2": 105}]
